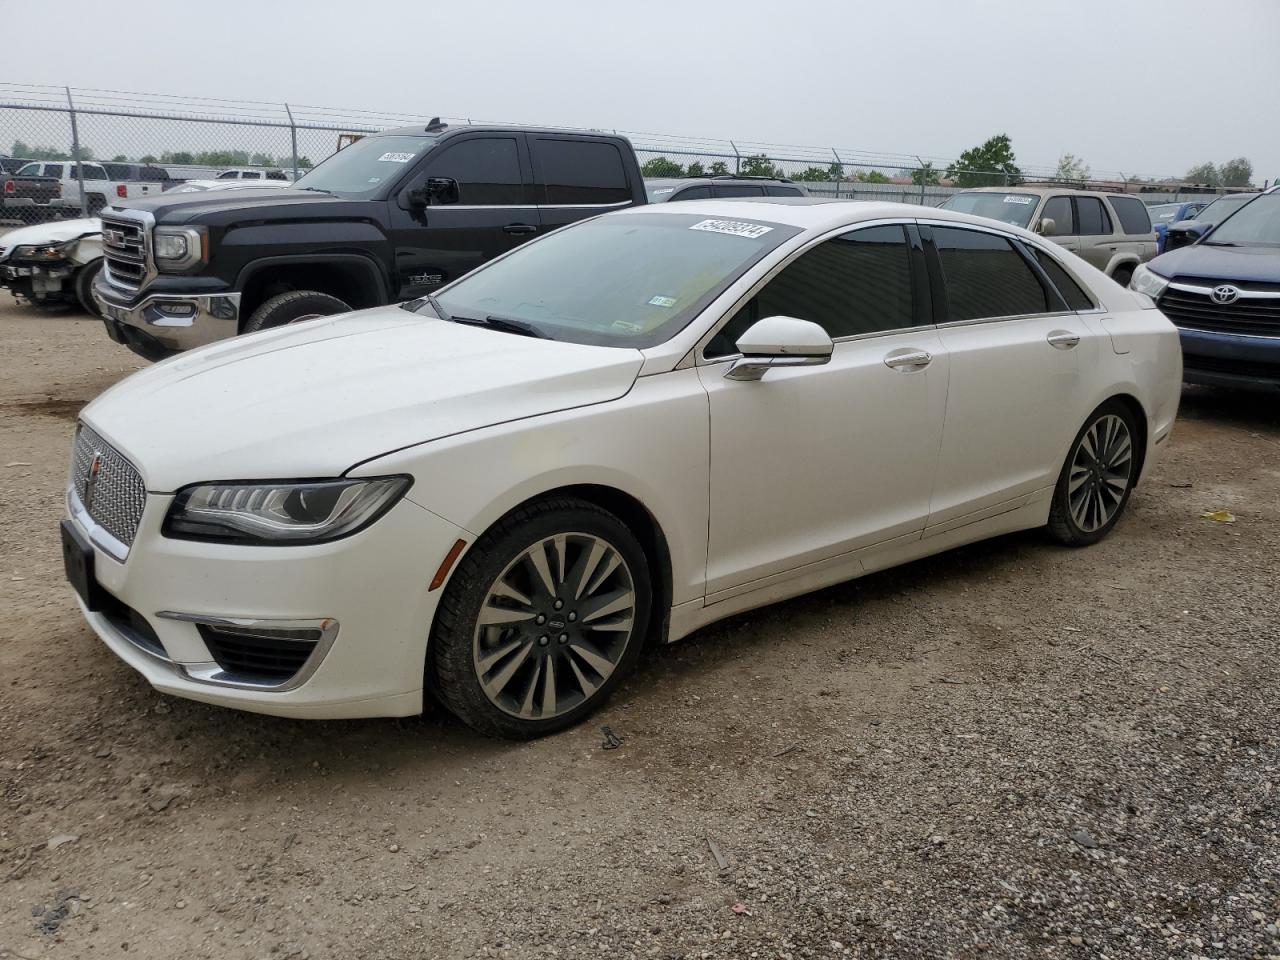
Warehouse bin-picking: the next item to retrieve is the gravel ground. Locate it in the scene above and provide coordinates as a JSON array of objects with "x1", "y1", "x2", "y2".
[{"x1": 0, "y1": 291, "x2": 1277, "y2": 960}]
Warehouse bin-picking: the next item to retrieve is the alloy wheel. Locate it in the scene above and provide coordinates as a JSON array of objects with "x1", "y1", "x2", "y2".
[
  {"x1": 472, "y1": 532, "x2": 636, "y2": 720},
  {"x1": 1067, "y1": 413, "x2": 1133, "y2": 533}
]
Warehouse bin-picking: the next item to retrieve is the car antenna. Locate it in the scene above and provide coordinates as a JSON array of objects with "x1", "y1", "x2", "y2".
[{"x1": 426, "y1": 117, "x2": 448, "y2": 133}]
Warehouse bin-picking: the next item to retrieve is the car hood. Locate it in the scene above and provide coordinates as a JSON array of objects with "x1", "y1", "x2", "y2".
[
  {"x1": 0, "y1": 217, "x2": 100, "y2": 254},
  {"x1": 81, "y1": 307, "x2": 644, "y2": 491},
  {"x1": 1148, "y1": 243, "x2": 1280, "y2": 283},
  {"x1": 116, "y1": 188, "x2": 352, "y2": 225}
]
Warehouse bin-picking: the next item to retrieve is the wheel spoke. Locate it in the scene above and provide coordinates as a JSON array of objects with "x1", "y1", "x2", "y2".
[
  {"x1": 586, "y1": 614, "x2": 633, "y2": 634},
  {"x1": 488, "y1": 579, "x2": 533, "y2": 607},
  {"x1": 540, "y1": 656, "x2": 558, "y2": 717},
  {"x1": 1068, "y1": 465, "x2": 1090, "y2": 493},
  {"x1": 481, "y1": 641, "x2": 532, "y2": 698},
  {"x1": 477, "y1": 637, "x2": 525, "y2": 674},
  {"x1": 519, "y1": 658, "x2": 542, "y2": 718},
  {"x1": 477, "y1": 604, "x2": 537, "y2": 627},
  {"x1": 580, "y1": 588, "x2": 633, "y2": 624},
  {"x1": 568, "y1": 639, "x2": 616, "y2": 678},
  {"x1": 583, "y1": 553, "x2": 621, "y2": 599},
  {"x1": 551, "y1": 533, "x2": 568, "y2": 587},
  {"x1": 568, "y1": 656, "x2": 598, "y2": 699},
  {"x1": 525, "y1": 541, "x2": 557, "y2": 599},
  {"x1": 572, "y1": 540, "x2": 608, "y2": 601}
]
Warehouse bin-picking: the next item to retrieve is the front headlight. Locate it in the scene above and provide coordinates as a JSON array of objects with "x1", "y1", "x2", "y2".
[
  {"x1": 12, "y1": 243, "x2": 67, "y2": 261},
  {"x1": 163, "y1": 476, "x2": 411, "y2": 545},
  {"x1": 153, "y1": 226, "x2": 207, "y2": 271},
  {"x1": 1129, "y1": 263, "x2": 1169, "y2": 303}
]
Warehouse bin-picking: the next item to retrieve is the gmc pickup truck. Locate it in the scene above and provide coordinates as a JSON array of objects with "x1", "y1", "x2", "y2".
[
  {"x1": 2, "y1": 170, "x2": 61, "y2": 222},
  {"x1": 92, "y1": 123, "x2": 648, "y2": 359}
]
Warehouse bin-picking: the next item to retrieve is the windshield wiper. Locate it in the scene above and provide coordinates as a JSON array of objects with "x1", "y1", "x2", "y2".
[
  {"x1": 449, "y1": 314, "x2": 550, "y2": 339},
  {"x1": 295, "y1": 186, "x2": 330, "y2": 194},
  {"x1": 1201, "y1": 240, "x2": 1238, "y2": 246}
]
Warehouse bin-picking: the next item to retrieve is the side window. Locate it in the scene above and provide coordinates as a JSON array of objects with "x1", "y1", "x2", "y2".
[
  {"x1": 714, "y1": 184, "x2": 765, "y2": 198},
  {"x1": 427, "y1": 137, "x2": 524, "y2": 205},
  {"x1": 266, "y1": 170, "x2": 287, "y2": 181},
  {"x1": 87, "y1": 164, "x2": 108, "y2": 180},
  {"x1": 1107, "y1": 196, "x2": 1151, "y2": 235},
  {"x1": 46, "y1": 163, "x2": 65, "y2": 178},
  {"x1": 766, "y1": 185, "x2": 803, "y2": 197},
  {"x1": 533, "y1": 138, "x2": 630, "y2": 205},
  {"x1": 243, "y1": 171, "x2": 262, "y2": 180},
  {"x1": 1075, "y1": 196, "x2": 1112, "y2": 236},
  {"x1": 932, "y1": 226, "x2": 1050, "y2": 321},
  {"x1": 1028, "y1": 247, "x2": 1096, "y2": 311},
  {"x1": 16, "y1": 163, "x2": 41, "y2": 176},
  {"x1": 1042, "y1": 196, "x2": 1073, "y2": 235},
  {"x1": 671, "y1": 185, "x2": 711, "y2": 201},
  {"x1": 217, "y1": 171, "x2": 237, "y2": 179},
  {"x1": 705, "y1": 225, "x2": 916, "y2": 357}
]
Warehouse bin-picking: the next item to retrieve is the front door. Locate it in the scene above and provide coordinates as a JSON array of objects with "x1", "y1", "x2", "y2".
[
  {"x1": 1039, "y1": 194, "x2": 1079, "y2": 258},
  {"x1": 386, "y1": 134, "x2": 538, "y2": 301},
  {"x1": 699, "y1": 224, "x2": 948, "y2": 596}
]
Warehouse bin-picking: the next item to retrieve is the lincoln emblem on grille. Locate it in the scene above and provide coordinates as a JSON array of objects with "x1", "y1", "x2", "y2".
[
  {"x1": 83, "y1": 452, "x2": 104, "y2": 513},
  {"x1": 1211, "y1": 284, "x2": 1241, "y2": 305}
]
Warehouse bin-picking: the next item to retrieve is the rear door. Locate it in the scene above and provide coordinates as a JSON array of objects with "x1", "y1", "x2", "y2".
[
  {"x1": 1039, "y1": 195, "x2": 1079, "y2": 256},
  {"x1": 386, "y1": 133, "x2": 536, "y2": 300},
  {"x1": 530, "y1": 135, "x2": 636, "y2": 234},
  {"x1": 1106, "y1": 195, "x2": 1156, "y2": 266},
  {"x1": 922, "y1": 223, "x2": 1099, "y2": 530},
  {"x1": 1073, "y1": 195, "x2": 1115, "y2": 271}
]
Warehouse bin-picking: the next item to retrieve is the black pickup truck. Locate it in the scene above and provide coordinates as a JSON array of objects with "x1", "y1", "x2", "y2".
[
  {"x1": 2, "y1": 170, "x2": 61, "y2": 224},
  {"x1": 92, "y1": 122, "x2": 648, "y2": 359}
]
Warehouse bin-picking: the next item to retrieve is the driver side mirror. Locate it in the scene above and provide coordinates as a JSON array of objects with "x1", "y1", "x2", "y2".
[
  {"x1": 724, "y1": 315, "x2": 833, "y2": 381},
  {"x1": 1037, "y1": 217, "x2": 1057, "y2": 236},
  {"x1": 408, "y1": 176, "x2": 460, "y2": 208}
]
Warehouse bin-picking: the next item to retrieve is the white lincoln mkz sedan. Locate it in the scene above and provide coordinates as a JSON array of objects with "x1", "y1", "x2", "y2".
[{"x1": 62, "y1": 199, "x2": 1182, "y2": 738}]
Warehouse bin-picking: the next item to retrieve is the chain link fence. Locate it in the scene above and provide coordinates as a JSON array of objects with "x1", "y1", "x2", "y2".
[{"x1": 1, "y1": 82, "x2": 1252, "y2": 227}]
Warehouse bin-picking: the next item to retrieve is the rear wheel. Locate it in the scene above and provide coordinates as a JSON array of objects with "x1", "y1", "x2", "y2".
[
  {"x1": 430, "y1": 498, "x2": 652, "y2": 739},
  {"x1": 1047, "y1": 400, "x2": 1139, "y2": 546},
  {"x1": 242, "y1": 290, "x2": 351, "y2": 334},
  {"x1": 74, "y1": 259, "x2": 103, "y2": 315}
]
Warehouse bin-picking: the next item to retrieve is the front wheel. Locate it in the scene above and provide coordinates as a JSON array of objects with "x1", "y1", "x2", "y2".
[
  {"x1": 242, "y1": 290, "x2": 351, "y2": 334},
  {"x1": 430, "y1": 498, "x2": 652, "y2": 739},
  {"x1": 1047, "y1": 400, "x2": 1139, "y2": 546},
  {"x1": 74, "y1": 259, "x2": 103, "y2": 316}
]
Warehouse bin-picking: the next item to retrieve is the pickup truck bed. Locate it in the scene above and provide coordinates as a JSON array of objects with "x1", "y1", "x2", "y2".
[{"x1": 3, "y1": 175, "x2": 61, "y2": 222}]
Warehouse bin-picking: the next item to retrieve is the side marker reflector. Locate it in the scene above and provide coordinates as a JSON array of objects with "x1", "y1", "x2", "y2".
[{"x1": 429, "y1": 538, "x2": 468, "y2": 591}]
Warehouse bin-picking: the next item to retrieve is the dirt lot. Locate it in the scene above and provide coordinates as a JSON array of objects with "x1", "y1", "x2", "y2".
[{"x1": 0, "y1": 290, "x2": 1277, "y2": 960}]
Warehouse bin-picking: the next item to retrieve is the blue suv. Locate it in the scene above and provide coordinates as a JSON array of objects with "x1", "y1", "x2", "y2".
[
  {"x1": 1148, "y1": 200, "x2": 1208, "y2": 254},
  {"x1": 1132, "y1": 192, "x2": 1280, "y2": 391}
]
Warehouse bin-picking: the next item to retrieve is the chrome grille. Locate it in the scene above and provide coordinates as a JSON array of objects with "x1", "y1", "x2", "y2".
[
  {"x1": 1159, "y1": 280, "x2": 1280, "y2": 338},
  {"x1": 100, "y1": 212, "x2": 150, "y2": 293},
  {"x1": 71, "y1": 423, "x2": 147, "y2": 548}
]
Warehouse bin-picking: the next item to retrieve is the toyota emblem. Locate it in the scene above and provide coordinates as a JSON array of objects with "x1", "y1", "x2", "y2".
[{"x1": 1211, "y1": 284, "x2": 1241, "y2": 305}]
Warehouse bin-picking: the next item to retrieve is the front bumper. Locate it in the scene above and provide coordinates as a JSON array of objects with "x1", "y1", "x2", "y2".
[
  {"x1": 66, "y1": 485, "x2": 468, "y2": 719},
  {"x1": 92, "y1": 273, "x2": 240, "y2": 356},
  {"x1": 1, "y1": 259, "x2": 75, "y2": 301},
  {"x1": 1178, "y1": 327, "x2": 1280, "y2": 392}
]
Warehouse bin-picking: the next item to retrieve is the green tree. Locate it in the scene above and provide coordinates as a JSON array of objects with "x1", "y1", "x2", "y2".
[
  {"x1": 1219, "y1": 157, "x2": 1253, "y2": 187},
  {"x1": 792, "y1": 166, "x2": 831, "y2": 182},
  {"x1": 641, "y1": 156, "x2": 685, "y2": 177},
  {"x1": 708, "y1": 160, "x2": 730, "y2": 176},
  {"x1": 908, "y1": 162, "x2": 941, "y2": 186},
  {"x1": 946, "y1": 134, "x2": 1022, "y2": 187},
  {"x1": 297, "y1": 156, "x2": 314, "y2": 169},
  {"x1": 1054, "y1": 152, "x2": 1090, "y2": 183},
  {"x1": 740, "y1": 154, "x2": 783, "y2": 178},
  {"x1": 162, "y1": 151, "x2": 195, "y2": 165},
  {"x1": 1184, "y1": 162, "x2": 1219, "y2": 186},
  {"x1": 685, "y1": 161, "x2": 705, "y2": 177},
  {"x1": 853, "y1": 169, "x2": 891, "y2": 184},
  {"x1": 10, "y1": 141, "x2": 71, "y2": 161},
  {"x1": 139, "y1": 155, "x2": 158, "y2": 164},
  {"x1": 110, "y1": 154, "x2": 128, "y2": 163}
]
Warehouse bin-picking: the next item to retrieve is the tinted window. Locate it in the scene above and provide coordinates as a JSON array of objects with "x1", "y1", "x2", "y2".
[
  {"x1": 706, "y1": 225, "x2": 915, "y2": 356},
  {"x1": 1108, "y1": 196, "x2": 1151, "y2": 235},
  {"x1": 933, "y1": 226, "x2": 1049, "y2": 321},
  {"x1": 1042, "y1": 196, "x2": 1073, "y2": 234},
  {"x1": 217, "y1": 171, "x2": 237, "y2": 179},
  {"x1": 16, "y1": 163, "x2": 41, "y2": 176},
  {"x1": 427, "y1": 137, "x2": 523, "y2": 205},
  {"x1": 45, "y1": 164, "x2": 64, "y2": 178},
  {"x1": 671, "y1": 185, "x2": 711, "y2": 201},
  {"x1": 102, "y1": 163, "x2": 131, "y2": 179},
  {"x1": 242, "y1": 171, "x2": 262, "y2": 180},
  {"x1": 1028, "y1": 247, "x2": 1095, "y2": 311},
  {"x1": 1075, "y1": 196, "x2": 1112, "y2": 236},
  {"x1": 715, "y1": 184, "x2": 765, "y2": 198},
  {"x1": 535, "y1": 139, "x2": 630, "y2": 205},
  {"x1": 266, "y1": 170, "x2": 288, "y2": 181},
  {"x1": 766, "y1": 185, "x2": 803, "y2": 197}
]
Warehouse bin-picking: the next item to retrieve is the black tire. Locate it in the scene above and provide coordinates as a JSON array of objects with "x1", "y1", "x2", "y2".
[
  {"x1": 1110, "y1": 264, "x2": 1135, "y2": 288},
  {"x1": 242, "y1": 290, "x2": 350, "y2": 334},
  {"x1": 1047, "y1": 399, "x2": 1140, "y2": 547},
  {"x1": 86, "y1": 195, "x2": 107, "y2": 217},
  {"x1": 74, "y1": 259, "x2": 103, "y2": 316},
  {"x1": 430, "y1": 497, "x2": 652, "y2": 740}
]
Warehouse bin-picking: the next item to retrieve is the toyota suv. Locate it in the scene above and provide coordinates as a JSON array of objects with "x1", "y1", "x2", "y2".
[{"x1": 941, "y1": 187, "x2": 1155, "y2": 286}]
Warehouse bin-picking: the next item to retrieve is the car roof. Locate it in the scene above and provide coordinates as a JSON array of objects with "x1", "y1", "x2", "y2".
[
  {"x1": 375, "y1": 123, "x2": 628, "y2": 141},
  {"x1": 958, "y1": 186, "x2": 1125, "y2": 198},
  {"x1": 646, "y1": 176, "x2": 796, "y2": 187}
]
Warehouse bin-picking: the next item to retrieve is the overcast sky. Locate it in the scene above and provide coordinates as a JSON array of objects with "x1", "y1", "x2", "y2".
[{"x1": 5, "y1": 0, "x2": 1279, "y2": 180}]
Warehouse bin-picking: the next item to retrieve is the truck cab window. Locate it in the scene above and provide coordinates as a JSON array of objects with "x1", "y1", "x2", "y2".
[
  {"x1": 534, "y1": 139, "x2": 630, "y2": 205},
  {"x1": 424, "y1": 138, "x2": 523, "y2": 206}
]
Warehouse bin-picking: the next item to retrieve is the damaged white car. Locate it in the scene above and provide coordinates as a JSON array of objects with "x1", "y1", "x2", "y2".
[{"x1": 0, "y1": 217, "x2": 103, "y2": 314}]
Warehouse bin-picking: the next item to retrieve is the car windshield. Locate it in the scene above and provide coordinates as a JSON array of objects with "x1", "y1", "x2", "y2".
[
  {"x1": 425, "y1": 211, "x2": 801, "y2": 348},
  {"x1": 1202, "y1": 194, "x2": 1279, "y2": 246},
  {"x1": 1193, "y1": 194, "x2": 1253, "y2": 225},
  {"x1": 940, "y1": 192, "x2": 1039, "y2": 228},
  {"x1": 1147, "y1": 203, "x2": 1182, "y2": 223},
  {"x1": 291, "y1": 134, "x2": 438, "y2": 197}
]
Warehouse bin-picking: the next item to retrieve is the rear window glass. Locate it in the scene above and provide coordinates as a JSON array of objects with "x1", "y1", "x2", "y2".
[
  {"x1": 933, "y1": 226, "x2": 1049, "y2": 321},
  {"x1": 766, "y1": 185, "x2": 804, "y2": 197},
  {"x1": 1075, "y1": 197, "x2": 1112, "y2": 236},
  {"x1": 1108, "y1": 196, "x2": 1153, "y2": 235},
  {"x1": 535, "y1": 139, "x2": 631, "y2": 205},
  {"x1": 715, "y1": 184, "x2": 765, "y2": 198},
  {"x1": 1028, "y1": 247, "x2": 1095, "y2": 311}
]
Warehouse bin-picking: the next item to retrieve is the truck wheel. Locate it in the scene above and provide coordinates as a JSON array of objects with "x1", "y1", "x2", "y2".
[
  {"x1": 75, "y1": 260, "x2": 104, "y2": 316},
  {"x1": 86, "y1": 195, "x2": 107, "y2": 216},
  {"x1": 242, "y1": 291, "x2": 351, "y2": 334}
]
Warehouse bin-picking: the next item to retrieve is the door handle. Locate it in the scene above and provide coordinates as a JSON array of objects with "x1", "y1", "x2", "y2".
[
  {"x1": 883, "y1": 348, "x2": 932, "y2": 370},
  {"x1": 1046, "y1": 331, "x2": 1080, "y2": 349},
  {"x1": 503, "y1": 223, "x2": 538, "y2": 235}
]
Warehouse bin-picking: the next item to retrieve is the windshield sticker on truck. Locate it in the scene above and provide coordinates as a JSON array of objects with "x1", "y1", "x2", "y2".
[
  {"x1": 689, "y1": 219, "x2": 774, "y2": 239},
  {"x1": 1003, "y1": 195, "x2": 1034, "y2": 204},
  {"x1": 376, "y1": 152, "x2": 416, "y2": 163},
  {"x1": 612, "y1": 319, "x2": 646, "y2": 332},
  {"x1": 648, "y1": 295, "x2": 678, "y2": 308},
  {"x1": 651, "y1": 188, "x2": 675, "y2": 195}
]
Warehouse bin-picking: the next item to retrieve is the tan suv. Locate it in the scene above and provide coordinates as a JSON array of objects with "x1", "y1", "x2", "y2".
[{"x1": 940, "y1": 187, "x2": 1155, "y2": 286}]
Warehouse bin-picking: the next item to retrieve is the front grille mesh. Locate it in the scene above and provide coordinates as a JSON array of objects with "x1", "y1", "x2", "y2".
[
  {"x1": 1159, "y1": 282, "x2": 1280, "y2": 337},
  {"x1": 71, "y1": 423, "x2": 147, "y2": 547},
  {"x1": 100, "y1": 213, "x2": 149, "y2": 293}
]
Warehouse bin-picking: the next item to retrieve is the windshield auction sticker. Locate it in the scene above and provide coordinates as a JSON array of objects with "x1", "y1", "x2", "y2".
[
  {"x1": 690, "y1": 219, "x2": 774, "y2": 239},
  {"x1": 376, "y1": 152, "x2": 416, "y2": 163},
  {"x1": 1002, "y1": 195, "x2": 1034, "y2": 204}
]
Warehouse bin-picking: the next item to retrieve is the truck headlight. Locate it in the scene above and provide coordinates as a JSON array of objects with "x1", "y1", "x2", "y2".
[
  {"x1": 153, "y1": 226, "x2": 207, "y2": 271},
  {"x1": 163, "y1": 476, "x2": 412, "y2": 545},
  {"x1": 1129, "y1": 263, "x2": 1169, "y2": 303}
]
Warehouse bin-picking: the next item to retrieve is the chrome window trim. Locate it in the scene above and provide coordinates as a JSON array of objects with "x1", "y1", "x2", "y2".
[
  {"x1": 155, "y1": 612, "x2": 340, "y2": 692},
  {"x1": 431, "y1": 200, "x2": 634, "y2": 211},
  {"x1": 694, "y1": 217, "x2": 921, "y2": 364},
  {"x1": 1168, "y1": 281, "x2": 1280, "y2": 299},
  {"x1": 934, "y1": 309, "x2": 1083, "y2": 330}
]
